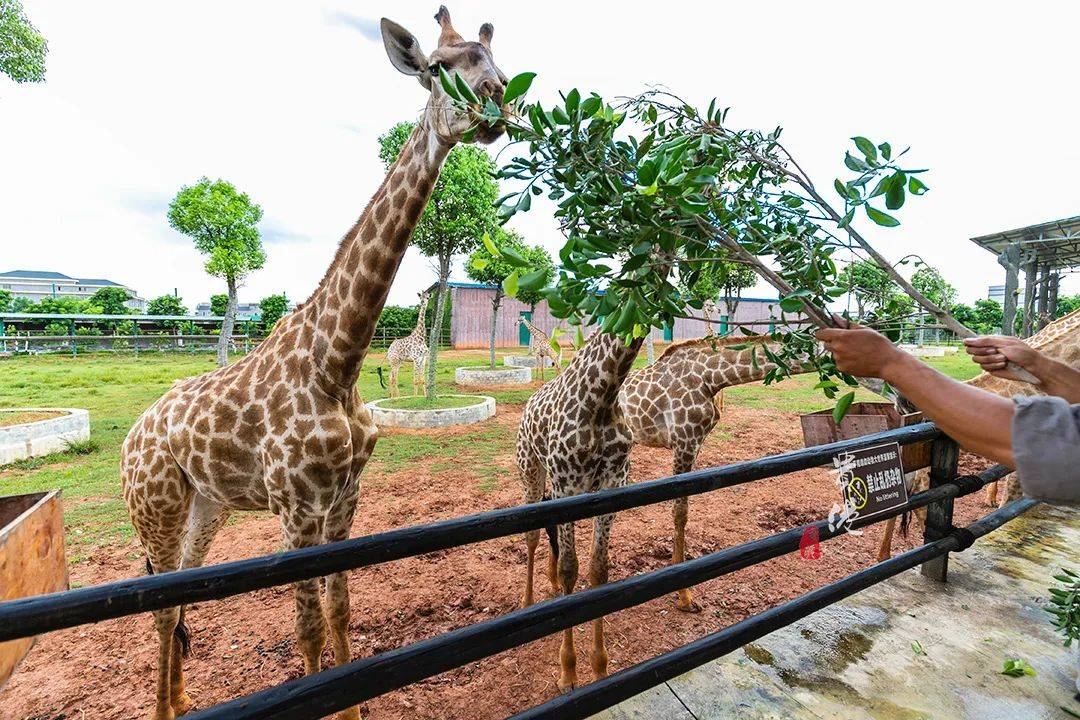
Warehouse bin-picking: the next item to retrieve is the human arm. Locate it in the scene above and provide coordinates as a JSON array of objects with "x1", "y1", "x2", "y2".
[
  {"x1": 816, "y1": 322, "x2": 1016, "y2": 467},
  {"x1": 963, "y1": 335, "x2": 1080, "y2": 403}
]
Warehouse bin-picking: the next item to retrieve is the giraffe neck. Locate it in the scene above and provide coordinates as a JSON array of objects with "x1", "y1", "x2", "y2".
[
  {"x1": 699, "y1": 343, "x2": 775, "y2": 393},
  {"x1": 413, "y1": 295, "x2": 430, "y2": 336},
  {"x1": 571, "y1": 332, "x2": 644, "y2": 410},
  {"x1": 306, "y1": 123, "x2": 450, "y2": 392}
]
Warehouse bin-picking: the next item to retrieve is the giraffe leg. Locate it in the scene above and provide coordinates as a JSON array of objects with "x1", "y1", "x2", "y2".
[
  {"x1": 413, "y1": 357, "x2": 426, "y2": 395},
  {"x1": 589, "y1": 513, "x2": 614, "y2": 679},
  {"x1": 877, "y1": 516, "x2": 897, "y2": 563},
  {"x1": 518, "y1": 449, "x2": 546, "y2": 608},
  {"x1": 279, "y1": 510, "x2": 328, "y2": 677},
  {"x1": 985, "y1": 481, "x2": 999, "y2": 507},
  {"x1": 388, "y1": 362, "x2": 400, "y2": 398},
  {"x1": 124, "y1": 448, "x2": 192, "y2": 720},
  {"x1": 169, "y1": 494, "x2": 231, "y2": 715},
  {"x1": 671, "y1": 448, "x2": 701, "y2": 612},
  {"x1": 555, "y1": 520, "x2": 578, "y2": 692},
  {"x1": 538, "y1": 356, "x2": 545, "y2": 382},
  {"x1": 323, "y1": 478, "x2": 361, "y2": 720}
]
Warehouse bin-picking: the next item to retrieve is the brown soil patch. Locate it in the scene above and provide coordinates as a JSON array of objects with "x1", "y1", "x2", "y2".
[
  {"x1": 0, "y1": 405, "x2": 997, "y2": 720},
  {"x1": 0, "y1": 410, "x2": 63, "y2": 428}
]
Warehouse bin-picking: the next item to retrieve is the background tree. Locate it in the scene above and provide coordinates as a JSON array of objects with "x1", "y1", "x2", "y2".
[
  {"x1": 379, "y1": 121, "x2": 499, "y2": 397},
  {"x1": 466, "y1": 229, "x2": 553, "y2": 369},
  {"x1": 1055, "y1": 294, "x2": 1080, "y2": 319},
  {"x1": 167, "y1": 177, "x2": 265, "y2": 367},
  {"x1": 838, "y1": 260, "x2": 895, "y2": 319},
  {"x1": 258, "y1": 293, "x2": 289, "y2": 334},
  {"x1": 0, "y1": 288, "x2": 11, "y2": 312},
  {"x1": 210, "y1": 293, "x2": 229, "y2": 317},
  {"x1": 682, "y1": 259, "x2": 758, "y2": 332},
  {"x1": 951, "y1": 299, "x2": 1003, "y2": 335},
  {"x1": 147, "y1": 294, "x2": 187, "y2": 316},
  {"x1": 88, "y1": 286, "x2": 133, "y2": 315},
  {"x1": 910, "y1": 265, "x2": 956, "y2": 310},
  {"x1": 0, "y1": 0, "x2": 47, "y2": 84}
]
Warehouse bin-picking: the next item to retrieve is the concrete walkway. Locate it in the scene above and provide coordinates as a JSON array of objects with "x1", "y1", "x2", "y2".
[{"x1": 594, "y1": 504, "x2": 1079, "y2": 720}]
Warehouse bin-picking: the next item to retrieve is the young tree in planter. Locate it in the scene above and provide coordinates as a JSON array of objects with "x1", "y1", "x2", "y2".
[
  {"x1": 167, "y1": 178, "x2": 265, "y2": 367},
  {"x1": 0, "y1": 0, "x2": 47, "y2": 83},
  {"x1": 466, "y1": 229, "x2": 553, "y2": 369},
  {"x1": 378, "y1": 121, "x2": 499, "y2": 397}
]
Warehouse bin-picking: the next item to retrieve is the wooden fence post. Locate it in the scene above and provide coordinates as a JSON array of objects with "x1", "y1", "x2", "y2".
[{"x1": 920, "y1": 435, "x2": 959, "y2": 581}]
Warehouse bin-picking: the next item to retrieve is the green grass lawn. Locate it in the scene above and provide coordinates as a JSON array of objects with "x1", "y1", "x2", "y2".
[
  {"x1": 0, "y1": 345, "x2": 980, "y2": 555},
  {"x1": 377, "y1": 394, "x2": 485, "y2": 410}
]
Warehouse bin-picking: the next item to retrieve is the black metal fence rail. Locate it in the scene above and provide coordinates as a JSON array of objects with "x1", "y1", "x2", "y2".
[{"x1": 0, "y1": 422, "x2": 941, "y2": 641}]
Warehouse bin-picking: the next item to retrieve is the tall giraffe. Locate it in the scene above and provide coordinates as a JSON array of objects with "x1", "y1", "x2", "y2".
[
  {"x1": 876, "y1": 306, "x2": 1080, "y2": 561},
  {"x1": 619, "y1": 335, "x2": 799, "y2": 612},
  {"x1": 385, "y1": 288, "x2": 431, "y2": 397},
  {"x1": 516, "y1": 315, "x2": 562, "y2": 380},
  {"x1": 120, "y1": 9, "x2": 509, "y2": 720},
  {"x1": 517, "y1": 331, "x2": 643, "y2": 690}
]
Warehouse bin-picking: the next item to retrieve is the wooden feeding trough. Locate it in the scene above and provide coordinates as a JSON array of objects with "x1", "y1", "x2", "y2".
[
  {"x1": 0, "y1": 490, "x2": 68, "y2": 689},
  {"x1": 800, "y1": 402, "x2": 932, "y2": 471}
]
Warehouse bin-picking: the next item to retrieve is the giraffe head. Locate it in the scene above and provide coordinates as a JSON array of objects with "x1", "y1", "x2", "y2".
[{"x1": 381, "y1": 6, "x2": 508, "y2": 145}]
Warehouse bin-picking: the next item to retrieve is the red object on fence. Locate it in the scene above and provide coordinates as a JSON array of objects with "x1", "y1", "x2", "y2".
[{"x1": 799, "y1": 526, "x2": 822, "y2": 560}]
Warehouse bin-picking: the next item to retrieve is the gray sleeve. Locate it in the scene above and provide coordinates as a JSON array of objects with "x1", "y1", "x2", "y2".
[{"x1": 1011, "y1": 395, "x2": 1080, "y2": 506}]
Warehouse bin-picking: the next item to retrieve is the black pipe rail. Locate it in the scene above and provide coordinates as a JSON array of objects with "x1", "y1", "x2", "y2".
[
  {"x1": 176, "y1": 462, "x2": 1019, "y2": 720},
  {"x1": 0, "y1": 422, "x2": 941, "y2": 642}
]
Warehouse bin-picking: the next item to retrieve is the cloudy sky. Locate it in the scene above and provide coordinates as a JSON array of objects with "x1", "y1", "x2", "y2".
[{"x1": 2, "y1": 1, "x2": 1078, "y2": 310}]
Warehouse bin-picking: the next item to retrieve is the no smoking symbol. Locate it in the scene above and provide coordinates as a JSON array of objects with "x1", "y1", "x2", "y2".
[{"x1": 846, "y1": 477, "x2": 869, "y2": 510}]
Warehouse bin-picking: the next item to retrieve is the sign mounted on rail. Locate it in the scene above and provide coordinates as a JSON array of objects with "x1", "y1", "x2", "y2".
[{"x1": 834, "y1": 441, "x2": 908, "y2": 522}]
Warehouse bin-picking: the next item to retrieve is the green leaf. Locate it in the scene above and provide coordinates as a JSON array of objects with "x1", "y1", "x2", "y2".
[
  {"x1": 503, "y1": 72, "x2": 537, "y2": 105},
  {"x1": 833, "y1": 391, "x2": 855, "y2": 424},
  {"x1": 779, "y1": 296, "x2": 804, "y2": 313},
  {"x1": 500, "y1": 246, "x2": 530, "y2": 267},
  {"x1": 454, "y1": 72, "x2": 480, "y2": 105},
  {"x1": 470, "y1": 256, "x2": 489, "y2": 271},
  {"x1": 878, "y1": 141, "x2": 892, "y2": 160},
  {"x1": 1000, "y1": 658, "x2": 1036, "y2": 677},
  {"x1": 911, "y1": 640, "x2": 927, "y2": 656},
  {"x1": 853, "y1": 136, "x2": 877, "y2": 161},
  {"x1": 518, "y1": 268, "x2": 549, "y2": 291},
  {"x1": 482, "y1": 231, "x2": 499, "y2": 256},
  {"x1": 885, "y1": 176, "x2": 905, "y2": 210},
  {"x1": 908, "y1": 176, "x2": 929, "y2": 195},
  {"x1": 838, "y1": 209, "x2": 855, "y2": 229},
  {"x1": 565, "y1": 88, "x2": 580, "y2": 116},
  {"x1": 502, "y1": 271, "x2": 519, "y2": 298},
  {"x1": 844, "y1": 152, "x2": 869, "y2": 172},
  {"x1": 552, "y1": 106, "x2": 571, "y2": 125},
  {"x1": 865, "y1": 205, "x2": 900, "y2": 227},
  {"x1": 438, "y1": 66, "x2": 460, "y2": 100}
]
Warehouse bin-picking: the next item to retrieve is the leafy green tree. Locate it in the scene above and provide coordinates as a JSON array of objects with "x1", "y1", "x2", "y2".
[
  {"x1": 682, "y1": 259, "x2": 758, "y2": 328},
  {"x1": 88, "y1": 286, "x2": 133, "y2": 315},
  {"x1": 258, "y1": 293, "x2": 289, "y2": 333},
  {"x1": 1055, "y1": 294, "x2": 1080, "y2": 319},
  {"x1": 839, "y1": 260, "x2": 895, "y2": 319},
  {"x1": 11, "y1": 296, "x2": 35, "y2": 312},
  {"x1": 378, "y1": 121, "x2": 499, "y2": 396},
  {"x1": 911, "y1": 265, "x2": 956, "y2": 311},
  {"x1": 0, "y1": 288, "x2": 12, "y2": 312},
  {"x1": 147, "y1": 294, "x2": 187, "y2": 316},
  {"x1": 952, "y1": 299, "x2": 1003, "y2": 335},
  {"x1": 0, "y1": 0, "x2": 47, "y2": 83},
  {"x1": 210, "y1": 294, "x2": 229, "y2": 317},
  {"x1": 168, "y1": 177, "x2": 265, "y2": 367},
  {"x1": 467, "y1": 229, "x2": 553, "y2": 368}
]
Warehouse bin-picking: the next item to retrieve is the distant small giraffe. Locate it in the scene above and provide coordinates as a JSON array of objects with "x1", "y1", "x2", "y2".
[
  {"x1": 517, "y1": 330, "x2": 642, "y2": 690},
  {"x1": 516, "y1": 315, "x2": 562, "y2": 380},
  {"x1": 619, "y1": 335, "x2": 800, "y2": 611},
  {"x1": 876, "y1": 306, "x2": 1080, "y2": 562},
  {"x1": 385, "y1": 289, "x2": 431, "y2": 397}
]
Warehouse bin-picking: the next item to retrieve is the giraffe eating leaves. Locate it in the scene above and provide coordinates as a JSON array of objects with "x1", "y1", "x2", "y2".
[{"x1": 120, "y1": 8, "x2": 509, "y2": 719}]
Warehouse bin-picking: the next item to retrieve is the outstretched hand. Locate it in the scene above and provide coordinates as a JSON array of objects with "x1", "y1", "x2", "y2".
[
  {"x1": 814, "y1": 317, "x2": 908, "y2": 380},
  {"x1": 962, "y1": 336, "x2": 1043, "y2": 383}
]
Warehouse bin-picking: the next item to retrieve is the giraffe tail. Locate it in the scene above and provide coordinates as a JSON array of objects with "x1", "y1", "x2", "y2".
[
  {"x1": 542, "y1": 492, "x2": 559, "y2": 559},
  {"x1": 376, "y1": 366, "x2": 387, "y2": 390},
  {"x1": 898, "y1": 510, "x2": 910, "y2": 538},
  {"x1": 145, "y1": 558, "x2": 191, "y2": 657}
]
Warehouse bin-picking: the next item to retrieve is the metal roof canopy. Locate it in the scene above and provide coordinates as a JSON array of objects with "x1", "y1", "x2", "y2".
[{"x1": 971, "y1": 214, "x2": 1080, "y2": 270}]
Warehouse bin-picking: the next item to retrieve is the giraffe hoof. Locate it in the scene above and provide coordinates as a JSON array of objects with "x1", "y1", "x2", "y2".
[
  {"x1": 519, "y1": 593, "x2": 534, "y2": 610},
  {"x1": 171, "y1": 692, "x2": 193, "y2": 716},
  {"x1": 335, "y1": 707, "x2": 361, "y2": 720},
  {"x1": 557, "y1": 679, "x2": 577, "y2": 694},
  {"x1": 675, "y1": 598, "x2": 702, "y2": 614}
]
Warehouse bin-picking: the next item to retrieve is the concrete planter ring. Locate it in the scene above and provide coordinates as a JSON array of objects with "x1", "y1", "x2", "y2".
[
  {"x1": 504, "y1": 355, "x2": 552, "y2": 369},
  {"x1": 366, "y1": 395, "x2": 496, "y2": 429},
  {"x1": 455, "y1": 365, "x2": 532, "y2": 388},
  {"x1": 0, "y1": 408, "x2": 90, "y2": 466}
]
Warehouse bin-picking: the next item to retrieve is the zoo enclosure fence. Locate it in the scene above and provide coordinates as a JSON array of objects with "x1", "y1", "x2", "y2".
[{"x1": 0, "y1": 423, "x2": 1036, "y2": 719}]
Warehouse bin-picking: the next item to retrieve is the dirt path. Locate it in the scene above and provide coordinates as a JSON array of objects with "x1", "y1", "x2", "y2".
[{"x1": 1, "y1": 405, "x2": 994, "y2": 720}]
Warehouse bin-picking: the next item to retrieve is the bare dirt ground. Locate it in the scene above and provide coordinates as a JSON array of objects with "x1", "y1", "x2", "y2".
[{"x1": 1, "y1": 404, "x2": 995, "y2": 720}]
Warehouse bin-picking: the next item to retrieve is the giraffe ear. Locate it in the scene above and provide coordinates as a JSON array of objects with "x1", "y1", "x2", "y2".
[{"x1": 381, "y1": 18, "x2": 429, "y2": 79}]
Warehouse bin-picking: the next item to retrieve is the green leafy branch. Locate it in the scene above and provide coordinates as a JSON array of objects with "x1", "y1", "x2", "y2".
[{"x1": 1047, "y1": 567, "x2": 1080, "y2": 647}]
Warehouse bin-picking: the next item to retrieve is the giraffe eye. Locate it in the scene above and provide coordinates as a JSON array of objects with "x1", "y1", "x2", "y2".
[{"x1": 429, "y1": 63, "x2": 442, "y2": 77}]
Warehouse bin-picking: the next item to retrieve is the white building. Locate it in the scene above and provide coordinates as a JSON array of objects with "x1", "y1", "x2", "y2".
[
  {"x1": 195, "y1": 301, "x2": 261, "y2": 320},
  {"x1": 987, "y1": 284, "x2": 1025, "y2": 307},
  {"x1": 0, "y1": 269, "x2": 147, "y2": 311}
]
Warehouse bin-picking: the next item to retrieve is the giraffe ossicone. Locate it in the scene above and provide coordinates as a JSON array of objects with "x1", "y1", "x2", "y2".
[{"x1": 120, "y1": 8, "x2": 510, "y2": 719}]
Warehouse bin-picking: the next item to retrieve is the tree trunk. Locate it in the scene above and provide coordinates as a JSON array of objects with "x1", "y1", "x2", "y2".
[
  {"x1": 426, "y1": 256, "x2": 451, "y2": 398},
  {"x1": 218, "y1": 276, "x2": 238, "y2": 368},
  {"x1": 489, "y1": 288, "x2": 503, "y2": 370}
]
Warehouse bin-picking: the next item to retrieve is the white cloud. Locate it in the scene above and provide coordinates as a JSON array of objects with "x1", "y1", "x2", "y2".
[{"x1": 2, "y1": 1, "x2": 1077, "y2": 311}]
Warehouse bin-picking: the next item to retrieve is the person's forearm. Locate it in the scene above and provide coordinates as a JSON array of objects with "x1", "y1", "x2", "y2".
[
  {"x1": 1033, "y1": 356, "x2": 1080, "y2": 404},
  {"x1": 882, "y1": 353, "x2": 1016, "y2": 467}
]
